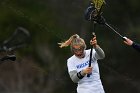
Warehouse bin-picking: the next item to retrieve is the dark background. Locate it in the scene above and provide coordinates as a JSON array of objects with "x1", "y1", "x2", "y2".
[{"x1": 0, "y1": 0, "x2": 140, "y2": 93}]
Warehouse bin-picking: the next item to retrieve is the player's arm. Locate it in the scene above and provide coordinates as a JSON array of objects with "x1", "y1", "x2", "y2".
[
  {"x1": 69, "y1": 67, "x2": 93, "y2": 83},
  {"x1": 95, "y1": 45, "x2": 105, "y2": 59},
  {"x1": 90, "y1": 36, "x2": 105, "y2": 59},
  {"x1": 69, "y1": 70, "x2": 86, "y2": 83}
]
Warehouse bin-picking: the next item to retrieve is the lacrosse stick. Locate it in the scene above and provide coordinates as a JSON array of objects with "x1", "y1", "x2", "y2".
[
  {"x1": 85, "y1": 0, "x2": 126, "y2": 40},
  {"x1": 85, "y1": 0, "x2": 105, "y2": 77},
  {"x1": 0, "y1": 27, "x2": 30, "y2": 62}
]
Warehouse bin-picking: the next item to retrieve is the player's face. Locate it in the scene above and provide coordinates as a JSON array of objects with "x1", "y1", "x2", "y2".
[{"x1": 72, "y1": 45, "x2": 85, "y2": 58}]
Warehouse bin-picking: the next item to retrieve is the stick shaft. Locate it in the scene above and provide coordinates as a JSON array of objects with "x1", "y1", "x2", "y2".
[
  {"x1": 87, "y1": 21, "x2": 96, "y2": 77},
  {"x1": 105, "y1": 22, "x2": 124, "y2": 38},
  {"x1": 87, "y1": 47, "x2": 93, "y2": 77}
]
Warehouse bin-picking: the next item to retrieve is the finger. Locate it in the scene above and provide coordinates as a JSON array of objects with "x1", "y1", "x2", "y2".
[
  {"x1": 93, "y1": 40, "x2": 97, "y2": 42},
  {"x1": 90, "y1": 40, "x2": 94, "y2": 44},
  {"x1": 92, "y1": 40, "x2": 97, "y2": 44},
  {"x1": 93, "y1": 36, "x2": 96, "y2": 40},
  {"x1": 124, "y1": 41, "x2": 128, "y2": 44}
]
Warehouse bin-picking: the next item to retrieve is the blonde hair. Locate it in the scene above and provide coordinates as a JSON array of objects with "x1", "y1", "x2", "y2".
[{"x1": 58, "y1": 34, "x2": 86, "y2": 50}]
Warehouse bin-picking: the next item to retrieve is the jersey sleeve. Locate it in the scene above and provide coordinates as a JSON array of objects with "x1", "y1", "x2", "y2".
[
  {"x1": 132, "y1": 42, "x2": 140, "y2": 52},
  {"x1": 67, "y1": 58, "x2": 76, "y2": 72}
]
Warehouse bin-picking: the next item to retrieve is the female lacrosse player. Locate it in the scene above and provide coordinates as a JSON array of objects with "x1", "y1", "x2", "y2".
[
  {"x1": 58, "y1": 34, "x2": 105, "y2": 93},
  {"x1": 123, "y1": 37, "x2": 140, "y2": 52}
]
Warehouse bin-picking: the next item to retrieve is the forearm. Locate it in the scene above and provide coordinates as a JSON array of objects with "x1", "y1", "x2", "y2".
[
  {"x1": 132, "y1": 42, "x2": 140, "y2": 52},
  {"x1": 95, "y1": 45, "x2": 105, "y2": 59},
  {"x1": 69, "y1": 70, "x2": 86, "y2": 83}
]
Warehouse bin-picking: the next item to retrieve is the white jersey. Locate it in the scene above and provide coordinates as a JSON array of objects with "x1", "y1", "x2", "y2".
[{"x1": 67, "y1": 49, "x2": 105, "y2": 93}]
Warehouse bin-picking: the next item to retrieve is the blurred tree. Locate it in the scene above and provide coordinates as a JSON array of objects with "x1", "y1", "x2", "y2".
[{"x1": 0, "y1": 0, "x2": 140, "y2": 93}]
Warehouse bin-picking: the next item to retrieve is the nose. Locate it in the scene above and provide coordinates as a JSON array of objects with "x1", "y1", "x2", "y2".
[
  {"x1": 75, "y1": 50, "x2": 83, "y2": 54},
  {"x1": 75, "y1": 51, "x2": 83, "y2": 56}
]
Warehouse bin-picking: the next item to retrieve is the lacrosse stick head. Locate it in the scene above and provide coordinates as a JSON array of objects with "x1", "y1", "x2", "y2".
[
  {"x1": 85, "y1": 1, "x2": 97, "y2": 21},
  {"x1": 1, "y1": 27, "x2": 30, "y2": 52},
  {"x1": 85, "y1": 0, "x2": 106, "y2": 24},
  {"x1": 0, "y1": 55, "x2": 16, "y2": 61}
]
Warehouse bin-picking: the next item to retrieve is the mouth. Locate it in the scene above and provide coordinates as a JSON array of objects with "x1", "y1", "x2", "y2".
[{"x1": 76, "y1": 53, "x2": 85, "y2": 58}]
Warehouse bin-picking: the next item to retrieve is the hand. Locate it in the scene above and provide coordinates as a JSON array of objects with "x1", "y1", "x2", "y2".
[
  {"x1": 82, "y1": 67, "x2": 93, "y2": 74},
  {"x1": 90, "y1": 36, "x2": 98, "y2": 48},
  {"x1": 123, "y1": 37, "x2": 133, "y2": 46}
]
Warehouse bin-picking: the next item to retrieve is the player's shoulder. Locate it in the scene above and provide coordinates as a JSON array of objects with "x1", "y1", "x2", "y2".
[
  {"x1": 86, "y1": 49, "x2": 90, "y2": 52},
  {"x1": 67, "y1": 55, "x2": 75, "y2": 62},
  {"x1": 86, "y1": 48, "x2": 95, "y2": 53},
  {"x1": 67, "y1": 55, "x2": 76, "y2": 66},
  {"x1": 85, "y1": 49, "x2": 92, "y2": 54}
]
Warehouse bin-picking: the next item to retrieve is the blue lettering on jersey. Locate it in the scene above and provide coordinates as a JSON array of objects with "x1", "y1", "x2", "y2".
[{"x1": 76, "y1": 61, "x2": 89, "y2": 69}]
